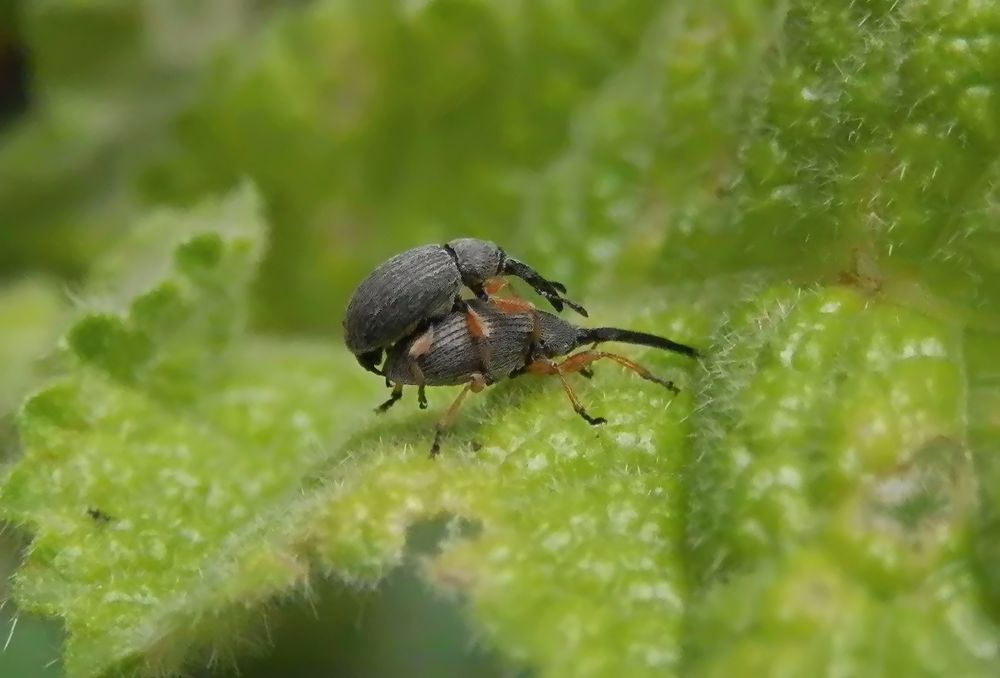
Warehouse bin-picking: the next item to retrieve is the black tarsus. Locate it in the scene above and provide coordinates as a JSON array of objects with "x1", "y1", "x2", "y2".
[
  {"x1": 376, "y1": 384, "x2": 403, "y2": 413},
  {"x1": 575, "y1": 406, "x2": 607, "y2": 426},
  {"x1": 579, "y1": 327, "x2": 701, "y2": 358},
  {"x1": 560, "y1": 298, "x2": 587, "y2": 316},
  {"x1": 502, "y1": 258, "x2": 588, "y2": 317}
]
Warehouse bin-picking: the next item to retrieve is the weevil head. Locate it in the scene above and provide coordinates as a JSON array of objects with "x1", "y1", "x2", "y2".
[
  {"x1": 536, "y1": 311, "x2": 587, "y2": 359},
  {"x1": 447, "y1": 238, "x2": 504, "y2": 286}
]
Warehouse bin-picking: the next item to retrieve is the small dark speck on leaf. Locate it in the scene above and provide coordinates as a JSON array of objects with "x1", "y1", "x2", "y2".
[{"x1": 87, "y1": 507, "x2": 114, "y2": 523}]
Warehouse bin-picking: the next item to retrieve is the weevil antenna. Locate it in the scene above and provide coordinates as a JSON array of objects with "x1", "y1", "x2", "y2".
[{"x1": 579, "y1": 327, "x2": 701, "y2": 358}]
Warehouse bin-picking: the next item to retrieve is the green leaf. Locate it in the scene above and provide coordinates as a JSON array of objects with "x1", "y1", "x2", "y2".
[
  {"x1": 515, "y1": 0, "x2": 783, "y2": 292},
  {"x1": 0, "y1": 184, "x2": 701, "y2": 677},
  {"x1": 658, "y1": 0, "x2": 1000, "y2": 317},
  {"x1": 0, "y1": 282, "x2": 70, "y2": 678},
  {"x1": 0, "y1": 0, "x2": 278, "y2": 279},
  {"x1": 0, "y1": 278, "x2": 65, "y2": 458},
  {"x1": 685, "y1": 284, "x2": 993, "y2": 674},
  {"x1": 0, "y1": 279, "x2": 64, "y2": 414}
]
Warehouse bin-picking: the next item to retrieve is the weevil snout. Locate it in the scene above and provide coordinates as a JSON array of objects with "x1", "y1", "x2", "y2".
[{"x1": 356, "y1": 349, "x2": 385, "y2": 376}]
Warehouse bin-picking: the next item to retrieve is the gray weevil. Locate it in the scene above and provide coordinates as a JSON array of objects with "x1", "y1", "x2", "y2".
[
  {"x1": 378, "y1": 299, "x2": 700, "y2": 456},
  {"x1": 343, "y1": 239, "x2": 586, "y2": 375}
]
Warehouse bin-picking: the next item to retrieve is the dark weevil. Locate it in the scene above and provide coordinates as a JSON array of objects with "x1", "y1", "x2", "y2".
[
  {"x1": 378, "y1": 299, "x2": 700, "y2": 456},
  {"x1": 343, "y1": 239, "x2": 587, "y2": 376}
]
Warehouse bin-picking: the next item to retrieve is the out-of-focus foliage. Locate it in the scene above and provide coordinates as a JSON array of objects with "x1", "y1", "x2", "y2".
[
  {"x1": 0, "y1": 0, "x2": 276, "y2": 279},
  {"x1": 0, "y1": 280, "x2": 63, "y2": 428},
  {"x1": 1, "y1": 1, "x2": 999, "y2": 677},
  {"x1": 141, "y1": 0, "x2": 671, "y2": 330}
]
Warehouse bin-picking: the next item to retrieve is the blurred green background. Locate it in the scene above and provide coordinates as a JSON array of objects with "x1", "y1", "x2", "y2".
[{"x1": 0, "y1": 1, "x2": 678, "y2": 675}]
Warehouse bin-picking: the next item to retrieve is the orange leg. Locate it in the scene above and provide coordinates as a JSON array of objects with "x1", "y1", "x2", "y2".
[
  {"x1": 558, "y1": 350, "x2": 679, "y2": 394},
  {"x1": 430, "y1": 373, "x2": 487, "y2": 457},
  {"x1": 460, "y1": 301, "x2": 493, "y2": 375},
  {"x1": 489, "y1": 296, "x2": 534, "y2": 314},
  {"x1": 525, "y1": 350, "x2": 679, "y2": 425},
  {"x1": 484, "y1": 279, "x2": 538, "y2": 314},
  {"x1": 483, "y1": 277, "x2": 509, "y2": 296},
  {"x1": 485, "y1": 278, "x2": 535, "y2": 314},
  {"x1": 526, "y1": 359, "x2": 607, "y2": 425},
  {"x1": 463, "y1": 303, "x2": 489, "y2": 339},
  {"x1": 485, "y1": 279, "x2": 536, "y2": 319}
]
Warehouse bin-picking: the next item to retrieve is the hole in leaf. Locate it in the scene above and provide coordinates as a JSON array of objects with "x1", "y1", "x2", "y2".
[
  {"x1": 406, "y1": 515, "x2": 482, "y2": 559},
  {"x1": 198, "y1": 564, "x2": 508, "y2": 678}
]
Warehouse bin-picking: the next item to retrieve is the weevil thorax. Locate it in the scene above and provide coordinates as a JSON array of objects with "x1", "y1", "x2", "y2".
[
  {"x1": 446, "y1": 238, "x2": 504, "y2": 286},
  {"x1": 536, "y1": 311, "x2": 587, "y2": 359}
]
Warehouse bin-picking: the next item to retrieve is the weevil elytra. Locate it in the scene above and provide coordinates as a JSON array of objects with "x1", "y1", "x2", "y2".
[
  {"x1": 343, "y1": 239, "x2": 587, "y2": 376},
  {"x1": 379, "y1": 299, "x2": 700, "y2": 456}
]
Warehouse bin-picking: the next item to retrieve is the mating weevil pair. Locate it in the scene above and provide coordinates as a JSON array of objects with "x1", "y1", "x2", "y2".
[{"x1": 343, "y1": 238, "x2": 700, "y2": 456}]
